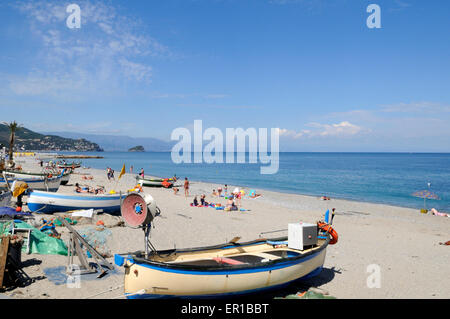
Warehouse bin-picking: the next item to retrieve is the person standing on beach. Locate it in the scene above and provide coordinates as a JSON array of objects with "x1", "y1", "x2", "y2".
[
  {"x1": 140, "y1": 168, "x2": 144, "y2": 178},
  {"x1": 224, "y1": 184, "x2": 228, "y2": 196},
  {"x1": 130, "y1": 165, "x2": 133, "y2": 174},
  {"x1": 184, "y1": 177, "x2": 190, "y2": 197},
  {"x1": 107, "y1": 167, "x2": 111, "y2": 181}
]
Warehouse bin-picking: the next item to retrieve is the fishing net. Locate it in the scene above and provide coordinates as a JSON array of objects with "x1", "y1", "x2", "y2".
[{"x1": 78, "y1": 225, "x2": 113, "y2": 258}]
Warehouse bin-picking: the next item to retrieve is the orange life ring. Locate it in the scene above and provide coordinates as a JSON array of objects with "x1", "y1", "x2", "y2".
[{"x1": 317, "y1": 222, "x2": 338, "y2": 245}]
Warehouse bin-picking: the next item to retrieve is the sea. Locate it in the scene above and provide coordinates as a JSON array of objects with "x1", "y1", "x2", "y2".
[{"x1": 56, "y1": 152, "x2": 450, "y2": 212}]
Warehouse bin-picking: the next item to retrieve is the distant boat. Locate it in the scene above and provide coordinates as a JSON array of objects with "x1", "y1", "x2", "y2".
[
  {"x1": 4, "y1": 169, "x2": 72, "y2": 185},
  {"x1": 26, "y1": 190, "x2": 124, "y2": 214},
  {"x1": 0, "y1": 190, "x2": 12, "y2": 206},
  {"x1": 0, "y1": 176, "x2": 62, "y2": 192},
  {"x1": 57, "y1": 162, "x2": 81, "y2": 169},
  {"x1": 136, "y1": 176, "x2": 175, "y2": 188},
  {"x1": 114, "y1": 235, "x2": 330, "y2": 299}
]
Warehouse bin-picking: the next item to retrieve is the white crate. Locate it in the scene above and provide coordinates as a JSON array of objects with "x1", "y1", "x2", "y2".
[{"x1": 288, "y1": 223, "x2": 317, "y2": 251}]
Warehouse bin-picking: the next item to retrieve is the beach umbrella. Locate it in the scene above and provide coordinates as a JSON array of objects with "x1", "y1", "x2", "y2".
[{"x1": 412, "y1": 190, "x2": 440, "y2": 210}]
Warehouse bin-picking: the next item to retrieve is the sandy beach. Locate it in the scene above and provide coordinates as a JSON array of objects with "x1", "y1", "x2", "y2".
[{"x1": 2, "y1": 160, "x2": 449, "y2": 299}]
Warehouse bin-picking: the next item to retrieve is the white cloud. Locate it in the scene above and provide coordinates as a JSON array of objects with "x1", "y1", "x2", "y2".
[
  {"x1": 8, "y1": 0, "x2": 170, "y2": 97},
  {"x1": 278, "y1": 121, "x2": 365, "y2": 139},
  {"x1": 381, "y1": 102, "x2": 450, "y2": 114}
]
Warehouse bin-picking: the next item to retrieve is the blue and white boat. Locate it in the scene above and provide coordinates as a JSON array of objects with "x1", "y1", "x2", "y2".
[
  {"x1": 26, "y1": 190, "x2": 124, "y2": 214},
  {"x1": 0, "y1": 176, "x2": 62, "y2": 192}
]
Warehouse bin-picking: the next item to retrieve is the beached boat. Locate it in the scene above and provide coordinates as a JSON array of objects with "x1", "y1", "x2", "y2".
[
  {"x1": 26, "y1": 190, "x2": 124, "y2": 214},
  {"x1": 0, "y1": 190, "x2": 12, "y2": 206},
  {"x1": 57, "y1": 161, "x2": 81, "y2": 169},
  {"x1": 136, "y1": 176, "x2": 174, "y2": 188},
  {"x1": 4, "y1": 169, "x2": 72, "y2": 185},
  {"x1": 115, "y1": 235, "x2": 330, "y2": 299},
  {"x1": 0, "y1": 176, "x2": 62, "y2": 192}
]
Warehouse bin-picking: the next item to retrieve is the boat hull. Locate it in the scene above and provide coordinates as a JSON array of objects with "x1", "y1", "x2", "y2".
[
  {"x1": 0, "y1": 176, "x2": 61, "y2": 192},
  {"x1": 119, "y1": 239, "x2": 328, "y2": 299},
  {"x1": 5, "y1": 170, "x2": 71, "y2": 186},
  {"x1": 26, "y1": 190, "x2": 123, "y2": 214},
  {"x1": 137, "y1": 177, "x2": 174, "y2": 188}
]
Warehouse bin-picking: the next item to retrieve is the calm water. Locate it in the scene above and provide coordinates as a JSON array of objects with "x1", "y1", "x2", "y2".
[{"x1": 57, "y1": 152, "x2": 450, "y2": 212}]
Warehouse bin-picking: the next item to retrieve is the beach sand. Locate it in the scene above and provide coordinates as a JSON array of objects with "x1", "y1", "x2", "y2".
[{"x1": 2, "y1": 160, "x2": 450, "y2": 299}]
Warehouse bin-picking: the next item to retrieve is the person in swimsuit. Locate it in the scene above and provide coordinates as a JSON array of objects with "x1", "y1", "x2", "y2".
[
  {"x1": 192, "y1": 196, "x2": 198, "y2": 206},
  {"x1": 184, "y1": 177, "x2": 190, "y2": 197}
]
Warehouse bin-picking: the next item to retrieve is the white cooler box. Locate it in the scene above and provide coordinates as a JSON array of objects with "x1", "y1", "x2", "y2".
[{"x1": 288, "y1": 222, "x2": 318, "y2": 251}]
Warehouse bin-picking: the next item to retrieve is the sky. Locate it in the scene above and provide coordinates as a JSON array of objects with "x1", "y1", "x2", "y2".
[{"x1": 0, "y1": 0, "x2": 449, "y2": 152}]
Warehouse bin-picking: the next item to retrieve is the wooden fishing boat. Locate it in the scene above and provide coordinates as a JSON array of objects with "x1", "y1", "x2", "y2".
[
  {"x1": 0, "y1": 176, "x2": 62, "y2": 192},
  {"x1": 0, "y1": 189, "x2": 12, "y2": 206},
  {"x1": 4, "y1": 169, "x2": 72, "y2": 185},
  {"x1": 26, "y1": 190, "x2": 124, "y2": 214},
  {"x1": 115, "y1": 235, "x2": 331, "y2": 299},
  {"x1": 57, "y1": 161, "x2": 81, "y2": 169},
  {"x1": 136, "y1": 176, "x2": 174, "y2": 188},
  {"x1": 114, "y1": 193, "x2": 337, "y2": 299}
]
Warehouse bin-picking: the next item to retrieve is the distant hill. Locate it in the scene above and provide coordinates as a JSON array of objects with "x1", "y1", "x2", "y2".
[
  {"x1": 129, "y1": 145, "x2": 145, "y2": 152},
  {"x1": 0, "y1": 124, "x2": 103, "y2": 152},
  {"x1": 43, "y1": 132, "x2": 174, "y2": 152}
]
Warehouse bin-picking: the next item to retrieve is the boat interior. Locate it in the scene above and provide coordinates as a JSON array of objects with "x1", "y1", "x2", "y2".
[{"x1": 135, "y1": 238, "x2": 327, "y2": 267}]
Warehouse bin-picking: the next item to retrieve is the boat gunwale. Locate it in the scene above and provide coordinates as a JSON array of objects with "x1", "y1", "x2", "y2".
[
  {"x1": 27, "y1": 190, "x2": 124, "y2": 201},
  {"x1": 5, "y1": 170, "x2": 72, "y2": 177}
]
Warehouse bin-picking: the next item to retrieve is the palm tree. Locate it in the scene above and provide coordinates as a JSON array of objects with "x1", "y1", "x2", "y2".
[{"x1": 2, "y1": 121, "x2": 21, "y2": 165}]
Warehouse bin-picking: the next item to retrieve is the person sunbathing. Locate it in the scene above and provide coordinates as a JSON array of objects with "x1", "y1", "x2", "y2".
[
  {"x1": 431, "y1": 208, "x2": 449, "y2": 217},
  {"x1": 226, "y1": 195, "x2": 238, "y2": 211},
  {"x1": 200, "y1": 194, "x2": 209, "y2": 206},
  {"x1": 75, "y1": 183, "x2": 83, "y2": 193},
  {"x1": 192, "y1": 196, "x2": 199, "y2": 206}
]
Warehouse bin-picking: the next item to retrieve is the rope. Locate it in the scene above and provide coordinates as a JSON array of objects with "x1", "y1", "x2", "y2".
[
  {"x1": 111, "y1": 289, "x2": 146, "y2": 299},
  {"x1": 83, "y1": 284, "x2": 124, "y2": 299}
]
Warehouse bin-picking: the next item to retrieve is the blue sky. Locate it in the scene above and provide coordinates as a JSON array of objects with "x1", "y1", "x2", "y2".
[{"x1": 0, "y1": 0, "x2": 449, "y2": 151}]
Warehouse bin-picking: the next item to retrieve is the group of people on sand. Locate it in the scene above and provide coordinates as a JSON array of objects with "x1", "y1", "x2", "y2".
[
  {"x1": 192, "y1": 194, "x2": 210, "y2": 206},
  {"x1": 75, "y1": 183, "x2": 105, "y2": 195}
]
